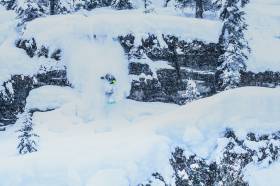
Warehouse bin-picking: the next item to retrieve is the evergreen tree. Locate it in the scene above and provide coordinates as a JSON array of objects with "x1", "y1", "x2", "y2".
[
  {"x1": 184, "y1": 79, "x2": 200, "y2": 102},
  {"x1": 56, "y1": 0, "x2": 78, "y2": 13},
  {"x1": 17, "y1": 111, "x2": 39, "y2": 155},
  {"x1": 13, "y1": 0, "x2": 48, "y2": 22},
  {"x1": 74, "y1": 0, "x2": 112, "y2": 10},
  {"x1": 175, "y1": 0, "x2": 194, "y2": 10},
  {"x1": 0, "y1": 0, "x2": 16, "y2": 10},
  {"x1": 164, "y1": 0, "x2": 171, "y2": 7},
  {"x1": 111, "y1": 0, "x2": 132, "y2": 10},
  {"x1": 49, "y1": 0, "x2": 56, "y2": 15},
  {"x1": 217, "y1": 0, "x2": 250, "y2": 90},
  {"x1": 195, "y1": 0, "x2": 203, "y2": 18},
  {"x1": 175, "y1": 0, "x2": 214, "y2": 18},
  {"x1": 142, "y1": 0, "x2": 153, "y2": 13}
]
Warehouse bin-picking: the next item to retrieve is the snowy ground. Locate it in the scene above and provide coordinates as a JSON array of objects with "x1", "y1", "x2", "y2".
[
  {"x1": 245, "y1": 0, "x2": 280, "y2": 72},
  {"x1": 0, "y1": 87, "x2": 280, "y2": 186},
  {"x1": 1, "y1": 0, "x2": 280, "y2": 85},
  {"x1": 0, "y1": 6, "x2": 64, "y2": 86},
  {"x1": 0, "y1": 6, "x2": 16, "y2": 46},
  {"x1": 245, "y1": 162, "x2": 280, "y2": 186},
  {"x1": 1, "y1": 1, "x2": 280, "y2": 186}
]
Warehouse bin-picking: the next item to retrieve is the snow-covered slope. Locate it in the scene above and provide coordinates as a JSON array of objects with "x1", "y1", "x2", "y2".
[
  {"x1": 245, "y1": 0, "x2": 280, "y2": 72},
  {"x1": 245, "y1": 162, "x2": 280, "y2": 186},
  {"x1": 6, "y1": 10, "x2": 221, "y2": 119},
  {"x1": 0, "y1": 6, "x2": 16, "y2": 45},
  {"x1": 1, "y1": 1, "x2": 280, "y2": 186},
  {"x1": 0, "y1": 6, "x2": 64, "y2": 86},
  {"x1": 0, "y1": 87, "x2": 279, "y2": 185}
]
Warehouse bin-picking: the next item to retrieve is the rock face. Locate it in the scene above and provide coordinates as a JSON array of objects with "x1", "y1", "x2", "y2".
[
  {"x1": 0, "y1": 70, "x2": 69, "y2": 127},
  {"x1": 1, "y1": 36, "x2": 280, "y2": 127},
  {"x1": 140, "y1": 129, "x2": 280, "y2": 186},
  {"x1": 120, "y1": 34, "x2": 222, "y2": 104},
  {"x1": 0, "y1": 38, "x2": 68, "y2": 128},
  {"x1": 120, "y1": 34, "x2": 280, "y2": 104}
]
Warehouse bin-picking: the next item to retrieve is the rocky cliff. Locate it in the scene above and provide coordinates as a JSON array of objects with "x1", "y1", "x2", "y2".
[{"x1": 1, "y1": 35, "x2": 280, "y2": 128}]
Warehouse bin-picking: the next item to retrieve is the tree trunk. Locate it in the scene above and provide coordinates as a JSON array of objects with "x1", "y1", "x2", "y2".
[
  {"x1": 50, "y1": 0, "x2": 56, "y2": 15},
  {"x1": 170, "y1": 47, "x2": 183, "y2": 90},
  {"x1": 195, "y1": 0, "x2": 203, "y2": 18},
  {"x1": 164, "y1": 0, "x2": 171, "y2": 7}
]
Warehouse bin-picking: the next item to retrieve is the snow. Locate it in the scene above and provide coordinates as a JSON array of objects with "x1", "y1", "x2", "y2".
[
  {"x1": 85, "y1": 169, "x2": 129, "y2": 186},
  {"x1": 0, "y1": 6, "x2": 16, "y2": 45},
  {"x1": 1, "y1": 2, "x2": 280, "y2": 185},
  {"x1": 22, "y1": 10, "x2": 222, "y2": 47},
  {"x1": 245, "y1": 0, "x2": 280, "y2": 72},
  {"x1": 245, "y1": 161, "x2": 280, "y2": 186},
  {"x1": 1, "y1": 87, "x2": 280, "y2": 185},
  {"x1": 26, "y1": 86, "x2": 79, "y2": 111},
  {"x1": 61, "y1": 38, "x2": 130, "y2": 121},
  {"x1": 15, "y1": 10, "x2": 221, "y2": 120},
  {"x1": 143, "y1": 87, "x2": 280, "y2": 158},
  {"x1": 0, "y1": 6, "x2": 65, "y2": 85},
  {"x1": 131, "y1": 0, "x2": 165, "y2": 9}
]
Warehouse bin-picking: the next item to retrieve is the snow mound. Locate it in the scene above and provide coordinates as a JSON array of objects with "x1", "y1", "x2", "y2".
[
  {"x1": 0, "y1": 6, "x2": 16, "y2": 45},
  {"x1": 148, "y1": 87, "x2": 280, "y2": 157},
  {"x1": 0, "y1": 6, "x2": 63, "y2": 85},
  {"x1": 245, "y1": 161, "x2": 280, "y2": 186},
  {"x1": 26, "y1": 86, "x2": 78, "y2": 111},
  {"x1": 22, "y1": 10, "x2": 222, "y2": 47},
  {"x1": 0, "y1": 87, "x2": 279, "y2": 185}
]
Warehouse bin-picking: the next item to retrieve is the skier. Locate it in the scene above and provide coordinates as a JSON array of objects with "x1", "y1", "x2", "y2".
[{"x1": 101, "y1": 74, "x2": 117, "y2": 104}]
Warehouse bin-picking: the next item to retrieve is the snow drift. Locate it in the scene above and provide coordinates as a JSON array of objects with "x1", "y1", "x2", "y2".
[{"x1": 0, "y1": 87, "x2": 279, "y2": 186}]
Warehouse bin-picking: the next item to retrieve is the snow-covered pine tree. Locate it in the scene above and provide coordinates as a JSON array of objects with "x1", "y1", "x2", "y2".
[
  {"x1": 74, "y1": 0, "x2": 112, "y2": 10},
  {"x1": 55, "y1": 0, "x2": 78, "y2": 14},
  {"x1": 184, "y1": 79, "x2": 200, "y2": 102},
  {"x1": 49, "y1": 0, "x2": 56, "y2": 14},
  {"x1": 175, "y1": 0, "x2": 193, "y2": 11},
  {"x1": 175, "y1": 0, "x2": 214, "y2": 18},
  {"x1": 217, "y1": 0, "x2": 250, "y2": 90},
  {"x1": 50, "y1": 0, "x2": 87, "y2": 14},
  {"x1": 13, "y1": 0, "x2": 48, "y2": 22},
  {"x1": 111, "y1": 0, "x2": 132, "y2": 10},
  {"x1": 17, "y1": 111, "x2": 39, "y2": 155},
  {"x1": 0, "y1": 0, "x2": 16, "y2": 9},
  {"x1": 195, "y1": 0, "x2": 203, "y2": 18},
  {"x1": 142, "y1": 0, "x2": 153, "y2": 13}
]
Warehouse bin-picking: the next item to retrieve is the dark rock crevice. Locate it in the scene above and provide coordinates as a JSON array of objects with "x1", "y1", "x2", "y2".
[{"x1": 121, "y1": 34, "x2": 222, "y2": 104}]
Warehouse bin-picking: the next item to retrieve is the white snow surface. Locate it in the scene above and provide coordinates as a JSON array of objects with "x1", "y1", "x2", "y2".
[
  {"x1": 0, "y1": 6, "x2": 65, "y2": 85},
  {"x1": 0, "y1": 6, "x2": 16, "y2": 44},
  {"x1": 0, "y1": 87, "x2": 280, "y2": 185},
  {"x1": 1, "y1": 2, "x2": 280, "y2": 185},
  {"x1": 22, "y1": 10, "x2": 221, "y2": 45},
  {"x1": 26, "y1": 86, "x2": 79, "y2": 111},
  {"x1": 16, "y1": 10, "x2": 221, "y2": 120},
  {"x1": 1, "y1": 0, "x2": 280, "y2": 88},
  {"x1": 245, "y1": 0, "x2": 280, "y2": 72},
  {"x1": 245, "y1": 161, "x2": 280, "y2": 186}
]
